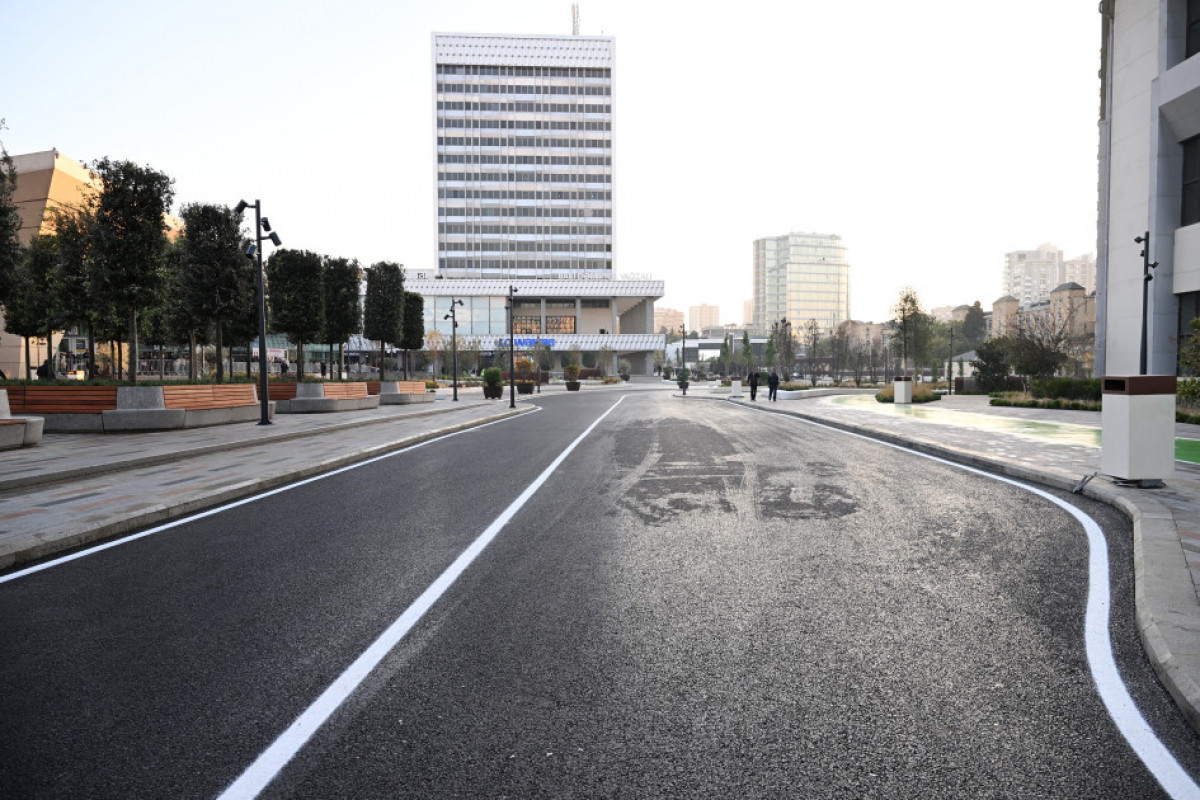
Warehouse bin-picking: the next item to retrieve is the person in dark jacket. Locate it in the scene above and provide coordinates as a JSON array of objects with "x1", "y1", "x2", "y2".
[
  {"x1": 748, "y1": 369, "x2": 759, "y2": 401},
  {"x1": 768, "y1": 368, "x2": 780, "y2": 401}
]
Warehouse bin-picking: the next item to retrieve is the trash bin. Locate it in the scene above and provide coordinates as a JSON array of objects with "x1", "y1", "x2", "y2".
[
  {"x1": 731, "y1": 379, "x2": 743, "y2": 398},
  {"x1": 893, "y1": 376, "x2": 913, "y2": 404},
  {"x1": 1100, "y1": 375, "x2": 1176, "y2": 486}
]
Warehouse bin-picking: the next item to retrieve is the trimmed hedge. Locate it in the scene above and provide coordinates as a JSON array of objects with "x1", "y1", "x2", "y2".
[{"x1": 1031, "y1": 377, "x2": 1101, "y2": 402}]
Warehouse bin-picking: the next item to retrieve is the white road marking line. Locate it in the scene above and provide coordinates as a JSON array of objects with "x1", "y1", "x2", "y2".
[
  {"x1": 215, "y1": 395, "x2": 627, "y2": 799},
  {"x1": 0, "y1": 408, "x2": 539, "y2": 586},
  {"x1": 740, "y1": 402, "x2": 1200, "y2": 799}
]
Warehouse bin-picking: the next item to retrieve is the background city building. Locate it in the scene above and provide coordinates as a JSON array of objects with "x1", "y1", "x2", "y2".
[
  {"x1": 654, "y1": 306, "x2": 683, "y2": 334},
  {"x1": 687, "y1": 304, "x2": 719, "y2": 333},
  {"x1": 1096, "y1": 0, "x2": 1200, "y2": 374},
  {"x1": 433, "y1": 33, "x2": 615, "y2": 280},
  {"x1": 1002, "y1": 244, "x2": 1095, "y2": 309},
  {"x1": 752, "y1": 232, "x2": 850, "y2": 334}
]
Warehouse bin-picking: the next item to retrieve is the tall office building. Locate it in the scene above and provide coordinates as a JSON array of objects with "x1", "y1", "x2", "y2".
[
  {"x1": 433, "y1": 33, "x2": 615, "y2": 279},
  {"x1": 752, "y1": 232, "x2": 850, "y2": 333}
]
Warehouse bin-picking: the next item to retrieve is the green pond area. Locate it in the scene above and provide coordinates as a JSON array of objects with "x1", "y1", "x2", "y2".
[{"x1": 829, "y1": 394, "x2": 1200, "y2": 464}]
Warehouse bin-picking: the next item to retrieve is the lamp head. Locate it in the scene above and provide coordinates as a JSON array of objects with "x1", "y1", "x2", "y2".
[
  {"x1": 269, "y1": 232, "x2": 282, "y2": 247},
  {"x1": 244, "y1": 243, "x2": 257, "y2": 259},
  {"x1": 234, "y1": 200, "x2": 249, "y2": 215},
  {"x1": 261, "y1": 217, "x2": 272, "y2": 232}
]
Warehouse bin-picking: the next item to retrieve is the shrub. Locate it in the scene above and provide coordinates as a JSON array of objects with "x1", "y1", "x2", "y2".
[
  {"x1": 563, "y1": 363, "x2": 580, "y2": 381},
  {"x1": 482, "y1": 367, "x2": 503, "y2": 387},
  {"x1": 1032, "y1": 377, "x2": 1101, "y2": 402}
]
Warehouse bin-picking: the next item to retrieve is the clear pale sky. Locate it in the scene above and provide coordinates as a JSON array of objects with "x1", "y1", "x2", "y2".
[{"x1": 2, "y1": 0, "x2": 1099, "y2": 324}]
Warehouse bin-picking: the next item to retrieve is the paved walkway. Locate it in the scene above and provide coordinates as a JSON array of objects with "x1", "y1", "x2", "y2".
[{"x1": 3, "y1": 383, "x2": 1200, "y2": 734}]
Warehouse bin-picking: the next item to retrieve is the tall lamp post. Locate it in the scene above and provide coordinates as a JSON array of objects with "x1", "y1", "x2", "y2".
[
  {"x1": 507, "y1": 285, "x2": 518, "y2": 409},
  {"x1": 948, "y1": 323, "x2": 954, "y2": 396},
  {"x1": 1135, "y1": 231, "x2": 1159, "y2": 375},
  {"x1": 443, "y1": 297, "x2": 463, "y2": 401},
  {"x1": 234, "y1": 199, "x2": 281, "y2": 426}
]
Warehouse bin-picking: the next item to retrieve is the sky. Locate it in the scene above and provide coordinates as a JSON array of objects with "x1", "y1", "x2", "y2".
[{"x1": 2, "y1": 0, "x2": 1100, "y2": 325}]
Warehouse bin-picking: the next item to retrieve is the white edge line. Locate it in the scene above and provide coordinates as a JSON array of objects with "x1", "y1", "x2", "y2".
[
  {"x1": 740, "y1": 402, "x2": 1200, "y2": 799},
  {"x1": 215, "y1": 394, "x2": 627, "y2": 799},
  {"x1": 0, "y1": 407, "x2": 541, "y2": 586}
]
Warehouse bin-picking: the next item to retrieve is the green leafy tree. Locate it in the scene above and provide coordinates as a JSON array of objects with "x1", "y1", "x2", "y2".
[
  {"x1": 267, "y1": 248, "x2": 325, "y2": 381},
  {"x1": 362, "y1": 261, "x2": 404, "y2": 378},
  {"x1": 87, "y1": 158, "x2": 175, "y2": 385},
  {"x1": 0, "y1": 129, "x2": 20, "y2": 306},
  {"x1": 179, "y1": 203, "x2": 252, "y2": 383},
  {"x1": 972, "y1": 338, "x2": 1011, "y2": 393},
  {"x1": 7, "y1": 237, "x2": 63, "y2": 378},
  {"x1": 401, "y1": 291, "x2": 425, "y2": 379},
  {"x1": 46, "y1": 206, "x2": 99, "y2": 376},
  {"x1": 323, "y1": 256, "x2": 362, "y2": 376},
  {"x1": 962, "y1": 301, "x2": 987, "y2": 350},
  {"x1": 891, "y1": 287, "x2": 933, "y2": 376}
]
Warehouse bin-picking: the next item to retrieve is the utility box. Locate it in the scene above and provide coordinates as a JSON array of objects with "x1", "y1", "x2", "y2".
[
  {"x1": 893, "y1": 376, "x2": 913, "y2": 404},
  {"x1": 730, "y1": 379, "x2": 743, "y2": 398},
  {"x1": 1100, "y1": 375, "x2": 1176, "y2": 484}
]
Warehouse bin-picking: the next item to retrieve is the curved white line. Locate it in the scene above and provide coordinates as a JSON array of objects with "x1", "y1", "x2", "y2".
[
  {"x1": 740, "y1": 402, "x2": 1200, "y2": 798},
  {"x1": 0, "y1": 407, "x2": 540, "y2": 586},
  {"x1": 216, "y1": 395, "x2": 627, "y2": 799}
]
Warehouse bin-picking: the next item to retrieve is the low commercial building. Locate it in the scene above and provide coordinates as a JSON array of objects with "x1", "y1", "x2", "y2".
[{"x1": 406, "y1": 275, "x2": 665, "y2": 375}]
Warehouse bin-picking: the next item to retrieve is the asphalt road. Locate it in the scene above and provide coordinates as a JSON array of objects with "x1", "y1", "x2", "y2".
[{"x1": 2, "y1": 390, "x2": 1199, "y2": 799}]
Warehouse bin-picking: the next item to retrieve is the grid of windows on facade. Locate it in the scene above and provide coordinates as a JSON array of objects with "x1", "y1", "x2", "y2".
[
  {"x1": 435, "y1": 60, "x2": 613, "y2": 276},
  {"x1": 1185, "y1": 135, "x2": 1200, "y2": 227}
]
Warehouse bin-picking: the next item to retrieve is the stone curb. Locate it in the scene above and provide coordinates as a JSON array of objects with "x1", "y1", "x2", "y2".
[
  {"x1": 0, "y1": 401, "x2": 493, "y2": 494},
  {"x1": 0, "y1": 406, "x2": 530, "y2": 571},
  {"x1": 684, "y1": 391, "x2": 1200, "y2": 733}
]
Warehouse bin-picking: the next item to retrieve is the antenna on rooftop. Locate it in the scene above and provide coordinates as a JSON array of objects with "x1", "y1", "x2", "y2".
[{"x1": 572, "y1": 3, "x2": 580, "y2": 35}]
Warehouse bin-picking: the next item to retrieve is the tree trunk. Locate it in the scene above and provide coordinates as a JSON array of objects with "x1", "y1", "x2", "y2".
[
  {"x1": 24, "y1": 336, "x2": 31, "y2": 380},
  {"x1": 188, "y1": 330, "x2": 197, "y2": 382},
  {"x1": 215, "y1": 319, "x2": 225, "y2": 384},
  {"x1": 45, "y1": 326, "x2": 55, "y2": 379},
  {"x1": 128, "y1": 311, "x2": 138, "y2": 385},
  {"x1": 87, "y1": 321, "x2": 96, "y2": 379},
  {"x1": 159, "y1": 344, "x2": 165, "y2": 379},
  {"x1": 297, "y1": 342, "x2": 305, "y2": 382}
]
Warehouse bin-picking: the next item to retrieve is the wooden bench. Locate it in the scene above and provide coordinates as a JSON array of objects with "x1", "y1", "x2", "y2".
[
  {"x1": 321, "y1": 382, "x2": 368, "y2": 399},
  {"x1": 268, "y1": 383, "x2": 298, "y2": 401},
  {"x1": 7, "y1": 386, "x2": 118, "y2": 414},
  {"x1": 162, "y1": 384, "x2": 257, "y2": 410}
]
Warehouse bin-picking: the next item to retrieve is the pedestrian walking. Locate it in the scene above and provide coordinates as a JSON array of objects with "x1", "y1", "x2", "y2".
[
  {"x1": 748, "y1": 369, "x2": 759, "y2": 401},
  {"x1": 768, "y1": 368, "x2": 779, "y2": 401},
  {"x1": 320, "y1": 361, "x2": 327, "y2": 379}
]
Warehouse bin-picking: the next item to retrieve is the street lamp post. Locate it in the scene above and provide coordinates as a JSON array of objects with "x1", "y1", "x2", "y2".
[
  {"x1": 234, "y1": 199, "x2": 281, "y2": 426},
  {"x1": 948, "y1": 324, "x2": 954, "y2": 396},
  {"x1": 443, "y1": 297, "x2": 463, "y2": 401},
  {"x1": 508, "y1": 285, "x2": 518, "y2": 409},
  {"x1": 1135, "y1": 231, "x2": 1159, "y2": 375}
]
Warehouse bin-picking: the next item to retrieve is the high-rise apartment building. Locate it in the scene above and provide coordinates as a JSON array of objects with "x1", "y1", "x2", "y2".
[
  {"x1": 752, "y1": 232, "x2": 850, "y2": 332},
  {"x1": 1003, "y1": 244, "x2": 1063, "y2": 308},
  {"x1": 654, "y1": 307, "x2": 684, "y2": 334},
  {"x1": 1002, "y1": 244, "x2": 1096, "y2": 309},
  {"x1": 688, "y1": 304, "x2": 720, "y2": 333},
  {"x1": 433, "y1": 33, "x2": 614, "y2": 279}
]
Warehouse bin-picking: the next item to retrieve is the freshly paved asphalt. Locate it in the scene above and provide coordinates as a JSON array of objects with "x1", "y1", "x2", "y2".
[{"x1": 2, "y1": 383, "x2": 1200, "y2": 797}]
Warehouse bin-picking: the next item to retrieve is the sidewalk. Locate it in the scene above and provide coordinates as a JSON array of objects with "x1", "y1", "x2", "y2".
[{"x1": 693, "y1": 389, "x2": 1200, "y2": 734}]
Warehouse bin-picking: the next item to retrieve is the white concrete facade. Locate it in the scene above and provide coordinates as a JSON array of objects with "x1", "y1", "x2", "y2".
[
  {"x1": 432, "y1": 33, "x2": 615, "y2": 280},
  {"x1": 1097, "y1": 0, "x2": 1200, "y2": 374}
]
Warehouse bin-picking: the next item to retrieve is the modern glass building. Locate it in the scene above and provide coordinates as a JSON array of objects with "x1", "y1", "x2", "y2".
[
  {"x1": 433, "y1": 33, "x2": 615, "y2": 279},
  {"x1": 753, "y1": 232, "x2": 850, "y2": 334}
]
